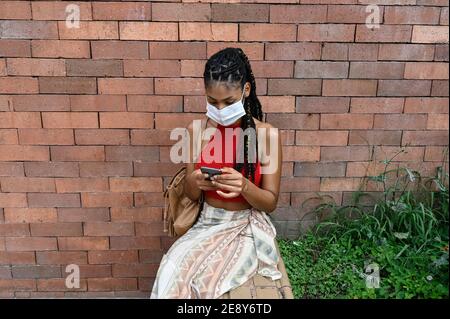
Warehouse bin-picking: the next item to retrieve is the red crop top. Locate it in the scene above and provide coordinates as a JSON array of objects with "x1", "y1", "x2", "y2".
[{"x1": 194, "y1": 120, "x2": 262, "y2": 203}]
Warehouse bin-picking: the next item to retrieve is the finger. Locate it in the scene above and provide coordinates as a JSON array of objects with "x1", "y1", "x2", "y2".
[
  {"x1": 212, "y1": 179, "x2": 240, "y2": 187},
  {"x1": 213, "y1": 174, "x2": 239, "y2": 181},
  {"x1": 199, "y1": 186, "x2": 218, "y2": 191},
  {"x1": 216, "y1": 190, "x2": 240, "y2": 198},
  {"x1": 212, "y1": 181, "x2": 240, "y2": 192}
]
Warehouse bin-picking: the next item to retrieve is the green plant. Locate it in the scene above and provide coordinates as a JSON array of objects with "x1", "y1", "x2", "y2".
[{"x1": 279, "y1": 147, "x2": 449, "y2": 299}]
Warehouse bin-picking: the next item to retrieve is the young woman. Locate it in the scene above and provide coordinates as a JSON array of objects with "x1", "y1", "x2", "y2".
[{"x1": 150, "y1": 47, "x2": 283, "y2": 299}]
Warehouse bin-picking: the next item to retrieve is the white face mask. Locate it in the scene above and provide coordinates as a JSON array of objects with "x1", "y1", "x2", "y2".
[{"x1": 205, "y1": 90, "x2": 246, "y2": 127}]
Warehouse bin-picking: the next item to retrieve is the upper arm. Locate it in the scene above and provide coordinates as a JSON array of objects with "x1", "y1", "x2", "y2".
[{"x1": 259, "y1": 124, "x2": 282, "y2": 203}]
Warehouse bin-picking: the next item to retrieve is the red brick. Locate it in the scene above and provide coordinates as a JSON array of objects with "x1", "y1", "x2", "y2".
[
  {"x1": 70, "y1": 95, "x2": 126, "y2": 112},
  {"x1": 91, "y1": 41, "x2": 148, "y2": 59},
  {"x1": 174, "y1": 21, "x2": 227, "y2": 41},
  {"x1": 19, "y1": 129, "x2": 74, "y2": 145},
  {"x1": 24, "y1": 162, "x2": 78, "y2": 178},
  {"x1": 384, "y1": 6, "x2": 441, "y2": 24},
  {"x1": 87, "y1": 278, "x2": 137, "y2": 291},
  {"x1": 412, "y1": 26, "x2": 449, "y2": 43},
  {"x1": 265, "y1": 113, "x2": 319, "y2": 130},
  {"x1": 98, "y1": 78, "x2": 153, "y2": 95},
  {"x1": 4, "y1": 208, "x2": 57, "y2": 223},
  {"x1": 348, "y1": 44, "x2": 378, "y2": 61},
  {"x1": 378, "y1": 44, "x2": 435, "y2": 61},
  {"x1": 0, "y1": 21, "x2": 58, "y2": 39},
  {"x1": 295, "y1": 131, "x2": 348, "y2": 146},
  {"x1": 283, "y1": 146, "x2": 320, "y2": 162},
  {"x1": 0, "y1": 177, "x2": 55, "y2": 192},
  {"x1": 36, "y1": 251, "x2": 87, "y2": 265},
  {"x1": 296, "y1": 97, "x2": 350, "y2": 113},
  {"x1": 0, "y1": 112, "x2": 41, "y2": 128},
  {"x1": 323, "y1": 80, "x2": 377, "y2": 96},
  {"x1": 58, "y1": 21, "x2": 118, "y2": 40},
  {"x1": 402, "y1": 131, "x2": 449, "y2": 146},
  {"x1": 88, "y1": 250, "x2": 138, "y2": 264},
  {"x1": 75, "y1": 129, "x2": 129, "y2": 146},
  {"x1": 155, "y1": 3, "x2": 211, "y2": 21},
  {"x1": 110, "y1": 207, "x2": 162, "y2": 222},
  {"x1": 57, "y1": 208, "x2": 110, "y2": 223},
  {"x1": 58, "y1": 237, "x2": 109, "y2": 251},
  {"x1": 27, "y1": 193, "x2": 81, "y2": 208},
  {"x1": 99, "y1": 112, "x2": 153, "y2": 129},
  {"x1": 404, "y1": 62, "x2": 449, "y2": 80},
  {"x1": 0, "y1": 252, "x2": 35, "y2": 265},
  {"x1": 0, "y1": 224, "x2": 30, "y2": 236},
  {"x1": 0, "y1": 145, "x2": 49, "y2": 161},
  {"x1": 105, "y1": 146, "x2": 159, "y2": 162},
  {"x1": 5, "y1": 237, "x2": 57, "y2": 251},
  {"x1": 80, "y1": 192, "x2": 133, "y2": 208},
  {"x1": 124, "y1": 60, "x2": 180, "y2": 77},
  {"x1": 265, "y1": 42, "x2": 320, "y2": 60},
  {"x1": 298, "y1": 24, "x2": 355, "y2": 42},
  {"x1": 79, "y1": 162, "x2": 132, "y2": 178},
  {"x1": 374, "y1": 146, "x2": 425, "y2": 162},
  {"x1": 321, "y1": 146, "x2": 372, "y2": 161},
  {"x1": 268, "y1": 79, "x2": 322, "y2": 95},
  {"x1": 280, "y1": 177, "x2": 320, "y2": 192},
  {"x1": 0, "y1": 1, "x2": 31, "y2": 19},
  {"x1": 109, "y1": 237, "x2": 160, "y2": 250},
  {"x1": 378, "y1": 80, "x2": 432, "y2": 96},
  {"x1": 374, "y1": 114, "x2": 428, "y2": 129},
  {"x1": 321, "y1": 178, "x2": 362, "y2": 192},
  {"x1": 356, "y1": 25, "x2": 411, "y2": 43},
  {"x1": 110, "y1": 177, "x2": 162, "y2": 193},
  {"x1": 321, "y1": 43, "x2": 348, "y2": 61},
  {"x1": 321, "y1": 114, "x2": 373, "y2": 129},
  {"x1": 39, "y1": 77, "x2": 97, "y2": 94},
  {"x1": 32, "y1": 40, "x2": 90, "y2": 58},
  {"x1": 32, "y1": 2, "x2": 92, "y2": 20},
  {"x1": 241, "y1": 24, "x2": 296, "y2": 41},
  {"x1": 0, "y1": 39, "x2": 30, "y2": 58},
  {"x1": 112, "y1": 263, "x2": 158, "y2": 277},
  {"x1": 404, "y1": 97, "x2": 448, "y2": 113},
  {"x1": 328, "y1": 5, "x2": 384, "y2": 23},
  {"x1": 37, "y1": 278, "x2": 87, "y2": 292},
  {"x1": 351, "y1": 98, "x2": 404, "y2": 113},
  {"x1": 128, "y1": 95, "x2": 182, "y2": 113},
  {"x1": 92, "y1": 2, "x2": 151, "y2": 20},
  {"x1": 432, "y1": 80, "x2": 449, "y2": 96},
  {"x1": 7, "y1": 58, "x2": 66, "y2": 76},
  {"x1": 349, "y1": 62, "x2": 405, "y2": 79},
  {"x1": 66, "y1": 59, "x2": 123, "y2": 77},
  {"x1": 0, "y1": 77, "x2": 38, "y2": 94},
  {"x1": 120, "y1": 22, "x2": 178, "y2": 41},
  {"x1": 270, "y1": 5, "x2": 326, "y2": 23},
  {"x1": 0, "y1": 279, "x2": 35, "y2": 291},
  {"x1": 55, "y1": 178, "x2": 109, "y2": 193},
  {"x1": 428, "y1": 114, "x2": 449, "y2": 130},
  {"x1": 84, "y1": 222, "x2": 135, "y2": 236},
  {"x1": 50, "y1": 146, "x2": 104, "y2": 162},
  {"x1": 295, "y1": 61, "x2": 348, "y2": 78},
  {"x1": 11, "y1": 95, "x2": 70, "y2": 112},
  {"x1": 149, "y1": 42, "x2": 206, "y2": 60}
]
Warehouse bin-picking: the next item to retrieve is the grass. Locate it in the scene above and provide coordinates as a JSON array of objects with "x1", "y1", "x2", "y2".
[{"x1": 278, "y1": 148, "x2": 449, "y2": 299}]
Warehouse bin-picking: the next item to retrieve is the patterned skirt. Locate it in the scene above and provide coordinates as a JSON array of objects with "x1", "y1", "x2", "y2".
[{"x1": 150, "y1": 201, "x2": 282, "y2": 299}]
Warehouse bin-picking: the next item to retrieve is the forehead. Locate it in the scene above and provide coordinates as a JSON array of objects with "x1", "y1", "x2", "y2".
[{"x1": 205, "y1": 83, "x2": 241, "y2": 100}]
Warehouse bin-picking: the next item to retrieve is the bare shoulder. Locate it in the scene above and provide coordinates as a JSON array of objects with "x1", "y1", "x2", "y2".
[{"x1": 254, "y1": 118, "x2": 279, "y2": 138}]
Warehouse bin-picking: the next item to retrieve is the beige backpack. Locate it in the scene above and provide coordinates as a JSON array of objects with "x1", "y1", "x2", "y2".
[{"x1": 162, "y1": 118, "x2": 209, "y2": 237}]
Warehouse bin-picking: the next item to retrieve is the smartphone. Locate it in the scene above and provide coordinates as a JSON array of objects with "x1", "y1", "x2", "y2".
[{"x1": 200, "y1": 166, "x2": 222, "y2": 181}]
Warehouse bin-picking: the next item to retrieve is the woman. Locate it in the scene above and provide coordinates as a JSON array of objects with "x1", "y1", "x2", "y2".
[{"x1": 150, "y1": 47, "x2": 283, "y2": 299}]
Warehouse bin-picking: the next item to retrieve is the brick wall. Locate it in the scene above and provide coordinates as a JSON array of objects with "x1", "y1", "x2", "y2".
[{"x1": 0, "y1": 0, "x2": 448, "y2": 298}]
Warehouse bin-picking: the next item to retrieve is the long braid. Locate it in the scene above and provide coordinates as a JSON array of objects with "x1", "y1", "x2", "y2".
[{"x1": 203, "y1": 47, "x2": 264, "y2": 183}]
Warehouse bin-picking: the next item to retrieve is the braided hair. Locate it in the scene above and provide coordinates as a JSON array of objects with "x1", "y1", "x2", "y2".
[{"x1": 203, "y1": 47, "x2": 264, "y2": 184}]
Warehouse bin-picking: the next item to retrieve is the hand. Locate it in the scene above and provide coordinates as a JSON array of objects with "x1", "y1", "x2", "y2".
[
  {"x1": 210, "y1": 167, "x2": 248, "y2": 199},
  {"x1": 191, "y1": 169, "x2": 218, "y2": 191}
]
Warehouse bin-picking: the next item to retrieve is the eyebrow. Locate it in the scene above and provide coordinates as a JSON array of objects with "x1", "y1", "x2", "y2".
[{"x1": 207, "y1": 95, "x2": 235, "y2": 101}]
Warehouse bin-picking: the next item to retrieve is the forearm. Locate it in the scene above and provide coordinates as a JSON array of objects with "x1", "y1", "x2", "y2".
[
  {"x1": 241, "y1": 178, "x2": 278, "y2": 213},
  {"x1": 184, "y1": 172, "x2": 201, "y2": 201}
]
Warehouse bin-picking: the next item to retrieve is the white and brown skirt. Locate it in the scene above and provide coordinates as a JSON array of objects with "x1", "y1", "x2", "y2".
[{"x1": 150, "y1": 201, "x2": 282, "y2": 299}]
